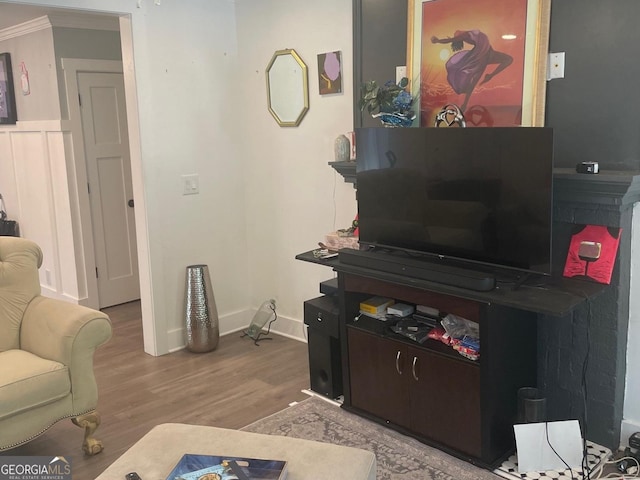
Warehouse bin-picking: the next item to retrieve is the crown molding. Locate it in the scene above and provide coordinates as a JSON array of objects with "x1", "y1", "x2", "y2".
[
  {"x1": 0, "y1": 16, "x2": 51, "y2": 41},
  {"x1": 48, "y1": 13, "x2": 120, "y2": 32},
  {"x1": 0, "y1": 12, "x2": 119, "y2": 41}
]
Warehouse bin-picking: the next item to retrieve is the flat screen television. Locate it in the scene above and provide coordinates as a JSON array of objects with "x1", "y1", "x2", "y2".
[{"x1": 355, "y1": 127, "x2": 554, "y2": 276}]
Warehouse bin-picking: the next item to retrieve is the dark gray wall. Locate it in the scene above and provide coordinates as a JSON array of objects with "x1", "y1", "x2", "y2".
[
  {"x1": 355, "y1": 0, "x2": 640, "y2": 171},
  {"x1": 545, "y1": 0, "x2": 640, "y2": 170},
  {"x1": 353, "y1": 0, "x2": 407, "y2": 128},
  {"x1": 543, "y1": 191, "x2": 632, "y2": 451}
]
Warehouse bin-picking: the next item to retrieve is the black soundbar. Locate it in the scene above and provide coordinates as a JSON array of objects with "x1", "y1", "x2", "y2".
[{"x1": 338, "y1": 249, "x2": 496, "y2": 292}]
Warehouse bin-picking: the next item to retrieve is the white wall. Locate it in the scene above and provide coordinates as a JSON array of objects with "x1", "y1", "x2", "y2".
[
  {"x1": 2, "y1": 0, "x2": 357, "y2": 354},
  {"x1": 117, "y1": 0, "x2": 252, "y2": 353},
  {"x1": 235, "y1": 0, "x2": 357, "y2": 340},
  {"x1": 623, "y1": 203, "x2": 640, "y2": 447},
  {"x1": 0, "y1": 25, "x2": 60, "y2": 120},
  {"x1": 3, "y1": 0, "x2": 250, "y2": 355}
]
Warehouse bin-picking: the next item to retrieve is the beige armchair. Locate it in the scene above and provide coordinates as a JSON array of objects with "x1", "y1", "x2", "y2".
[{"x1": 0, "y1": 237, "x2": 112, "y2": 455}]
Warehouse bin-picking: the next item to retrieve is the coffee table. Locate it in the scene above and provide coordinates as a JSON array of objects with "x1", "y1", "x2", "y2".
[{"x1": 96, "y1": 423, "x2": 376, "y2": 479}]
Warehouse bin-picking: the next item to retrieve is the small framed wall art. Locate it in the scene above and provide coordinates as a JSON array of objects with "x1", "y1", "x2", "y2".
[
  {"x1": 0, "y1": 53, "x2": 17, "y2": 125},
  {"x1": 317, "y1": 50, "x2": 342, "y2": 95}
]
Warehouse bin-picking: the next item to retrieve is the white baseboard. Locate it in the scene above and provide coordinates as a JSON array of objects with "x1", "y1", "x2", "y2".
[
  {"x1": 40, "y1": 286, "x2": 82, "y2": 304},
  {"x1": 167, "y1": 308, "x2": 307, "y2": 352},
  {"x1": 620, "y1": 419, "x2": 640, "y2": 450},
  {"x1": 269, "y1": 312, "x2": 307, "y2": 343}
]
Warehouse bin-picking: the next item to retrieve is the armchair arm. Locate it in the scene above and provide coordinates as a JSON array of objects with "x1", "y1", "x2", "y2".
[{"x1": 21, "y1": 296, "x2": 112, "y2": 412}]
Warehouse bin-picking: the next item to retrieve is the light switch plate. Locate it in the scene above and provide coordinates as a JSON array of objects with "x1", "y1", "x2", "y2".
[
  {"x1": 396, "y1": 66, "x2": 407, "y2": 84},
  {"x1": 182, "y1": 174, "x2": 199, "y2": 195}
]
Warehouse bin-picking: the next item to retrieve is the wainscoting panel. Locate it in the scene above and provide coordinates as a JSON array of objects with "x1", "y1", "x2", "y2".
[{"x1": 1, "y1": 121, "x2": 84, "y2": 304}]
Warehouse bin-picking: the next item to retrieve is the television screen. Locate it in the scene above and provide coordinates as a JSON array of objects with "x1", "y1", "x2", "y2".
[{"x1": 355, "y1": 127, "x2": 554, "y2": 275}]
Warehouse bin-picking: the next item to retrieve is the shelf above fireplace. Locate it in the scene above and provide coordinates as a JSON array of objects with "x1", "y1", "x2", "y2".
[{"x1": 328, "y1": 160, "x2": 356, "y2": 187}]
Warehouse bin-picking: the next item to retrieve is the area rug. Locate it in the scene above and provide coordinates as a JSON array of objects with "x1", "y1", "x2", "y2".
[{"x1": 241, "y1": 395, "x2": 500, "y2": 480}]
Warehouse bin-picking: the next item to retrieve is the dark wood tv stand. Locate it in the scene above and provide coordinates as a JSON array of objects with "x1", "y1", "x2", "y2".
[{"x1": 295, "y1": 249, "x2": 603, "y2": 469}]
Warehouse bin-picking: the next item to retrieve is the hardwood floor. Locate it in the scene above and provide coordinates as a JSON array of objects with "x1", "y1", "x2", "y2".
[{"x1": 1, "y1": 301, "x2": 311, "y2": 479}]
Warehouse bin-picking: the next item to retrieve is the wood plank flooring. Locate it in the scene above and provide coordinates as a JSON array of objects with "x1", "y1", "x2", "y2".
[{"x1": 1, "y1": 301, "x2": 311, "y2": 479}]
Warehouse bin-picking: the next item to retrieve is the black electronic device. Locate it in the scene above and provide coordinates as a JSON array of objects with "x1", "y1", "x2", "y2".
[
  {"x1": 620, "y1": 438, "x2": 640, "y2": 474},
  {"x1": 338, "y1": 248, "x2": 496, "y2": 291},
  {"x1": 355, "y1": 127, "x2": 554, "y2": 279},
  {"x1": 304, "y1": 296, "x2": 342, "y2": 399},
  {"x1": 319, "y1": 277, "x2": 338, "y2": 296},
  {"x1": 576, "y1": 161, "x2": 599, "y2": 174}
]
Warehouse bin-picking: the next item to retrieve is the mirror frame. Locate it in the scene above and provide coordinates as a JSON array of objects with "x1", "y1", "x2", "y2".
[{"x1": 266, "y1": 49, "x2": 309, "y2": 127}]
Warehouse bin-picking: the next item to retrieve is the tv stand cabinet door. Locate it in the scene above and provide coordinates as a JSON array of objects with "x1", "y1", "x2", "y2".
[
  {"x1": 409, "y1": 346, "x2": 481, "y2": 457},
  {"x1": 347, "y1": 327, "x2": 410, "y2": 427}
]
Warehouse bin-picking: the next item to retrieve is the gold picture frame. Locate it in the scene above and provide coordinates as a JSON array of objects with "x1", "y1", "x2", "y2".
[{"x1": 407, "y1": 0, "x2": 550, "y2": 127}]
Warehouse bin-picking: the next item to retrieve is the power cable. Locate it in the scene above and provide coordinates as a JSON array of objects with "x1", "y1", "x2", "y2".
[
  {"x1": 546, "y1": 420, "x2": 578, "y2": 480},
  {"x1": 580, "y1": 294, "x2": 592, "y2": 480}
]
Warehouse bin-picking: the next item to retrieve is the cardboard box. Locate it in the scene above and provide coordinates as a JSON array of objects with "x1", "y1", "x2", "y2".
[{"x1": 359, "y1": 296, "x2": 394, "y2": 315}]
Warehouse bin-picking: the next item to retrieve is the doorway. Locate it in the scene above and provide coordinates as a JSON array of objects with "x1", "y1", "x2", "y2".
[
  {"x1": 63, "y1": 58, "x2": 141, "y2": 311},
  {"x1": 2, "y1": 2, "x2": 158, "y2": 356},
  {"x1": 78, "y1": 71, "x2": 140, "y2": 308}
]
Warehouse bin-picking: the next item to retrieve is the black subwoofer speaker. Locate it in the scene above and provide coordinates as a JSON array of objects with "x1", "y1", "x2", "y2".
[
  {"x1": 307, "y1": 329, "x2": 342, "y2": 398},
  {"x1": 304, "y1": 295, "x2": 342, "y2": 399}
]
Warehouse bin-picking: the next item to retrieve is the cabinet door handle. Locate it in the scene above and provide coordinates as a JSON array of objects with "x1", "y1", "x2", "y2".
[
  {"x1": 412, "y1": 356, "x2": 419, "y2": 381},
  {"x1": 395, "y1": 351, "x2": 403, "y2": 375}
]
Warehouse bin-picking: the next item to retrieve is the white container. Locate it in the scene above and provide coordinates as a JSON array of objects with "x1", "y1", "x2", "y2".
[{"x1": 334, "y1": 134, "x2": 350, "y2": 162}]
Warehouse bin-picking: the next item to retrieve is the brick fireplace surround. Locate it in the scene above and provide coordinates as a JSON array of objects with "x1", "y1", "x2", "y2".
[{"x1": 541, "y1": 168, "x2": 640, "y2": 450}]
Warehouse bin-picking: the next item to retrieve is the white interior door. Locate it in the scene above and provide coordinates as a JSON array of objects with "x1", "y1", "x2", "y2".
[{"x1": 79, "y1": 71, "x2": 140, "y2": 308}]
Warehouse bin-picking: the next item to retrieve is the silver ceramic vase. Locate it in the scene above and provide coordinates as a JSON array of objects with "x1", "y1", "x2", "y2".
[{"x1": 185, "y1": 264, "x2": 219, "y2": 352}]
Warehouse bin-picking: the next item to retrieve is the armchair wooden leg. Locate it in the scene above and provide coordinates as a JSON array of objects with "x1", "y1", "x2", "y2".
[{"x1": 72, "y1": 411, "x2": 103, "y2": 455}]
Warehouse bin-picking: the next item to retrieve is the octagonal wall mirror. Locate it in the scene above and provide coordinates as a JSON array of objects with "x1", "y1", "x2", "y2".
[{"x1": 266, "y1": 49, "x2": 309, "y2": 127}]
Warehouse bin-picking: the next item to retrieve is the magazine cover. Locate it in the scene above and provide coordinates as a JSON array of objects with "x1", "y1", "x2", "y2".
[
  {"x1": 563, "y1": 224, "x2": 622, "y2": 285},
  {"x1": 166, "y1": 454, "x2": 287, "y2": 480}
]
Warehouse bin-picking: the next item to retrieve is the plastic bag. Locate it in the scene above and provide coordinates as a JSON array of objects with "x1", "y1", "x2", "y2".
[
  {"x1": 440, "y1": 314, "x2": 478, "y2": 339},
  {"x1": 440, "y1": 314, "x2": 480, "y2": 360}
]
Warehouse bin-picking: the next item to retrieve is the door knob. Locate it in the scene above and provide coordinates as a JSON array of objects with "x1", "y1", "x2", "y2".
[{"x1": 128, "y1": 199, "x2": 134, "y2": 208}]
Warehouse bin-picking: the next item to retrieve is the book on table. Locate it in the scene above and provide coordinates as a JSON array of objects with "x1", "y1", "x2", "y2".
[{"x1": 165, "y1": 453, "x2": 288, "y2": 480}]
